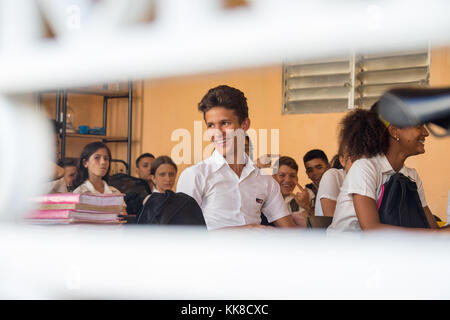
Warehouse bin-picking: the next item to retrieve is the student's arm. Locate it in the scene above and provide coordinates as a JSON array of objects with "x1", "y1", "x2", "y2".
[
  {"x1": 423, "y1": 206, "x2": 439, "y2": 229},
  {"x1": 262, "y1": 177, "x2": 300, "y2": 228},
  {"x1": 176, "y1": 168, "x2": 203, "y2": 207},
  {"x1": 413, "y1": 172, "x2": 439, "y2": 229},
  {"x1": 273, "y1": 215, "x2": 297, "y2": 228},
  {"x1": 353, "y1": 194, "x2": 443, "y2": 232},
  {"x1": 320, "y1": 198, "x2": 337, "y2": 217}
]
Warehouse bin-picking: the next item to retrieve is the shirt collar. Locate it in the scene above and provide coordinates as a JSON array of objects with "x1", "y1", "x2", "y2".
[
  {"x1": 379, "y1": 154, "x2": 408, "y2": 175},
  {"x1": 207, "y1": 149, "x2": 228, "y2": 172},
  {"x1": 85, "y1": 179, "x2": 113, "y2": 194},
  {"x1": 207, "y1": 149, "x2": 257, "y2": 177}
]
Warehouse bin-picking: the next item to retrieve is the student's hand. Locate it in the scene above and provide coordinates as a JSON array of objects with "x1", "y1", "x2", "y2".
[
  {"x1": 294, "y1": 183, "x2": 312, "y2": 214},
  {"x1": 256, "y1": 154, "x2": 279, "y2": 169},
  {"x1": 291, "y1": 213, "x2": 307, "y2": 228}
]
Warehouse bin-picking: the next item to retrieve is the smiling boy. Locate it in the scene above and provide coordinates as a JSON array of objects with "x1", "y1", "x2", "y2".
[{"x1": 176, "y1": 85, "x2": 296, "y2": 231}]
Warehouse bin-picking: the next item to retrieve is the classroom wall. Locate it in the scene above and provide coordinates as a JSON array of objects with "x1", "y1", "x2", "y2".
[{"x1": 138, "y1": 47, "x2": 450, "y2": 220}]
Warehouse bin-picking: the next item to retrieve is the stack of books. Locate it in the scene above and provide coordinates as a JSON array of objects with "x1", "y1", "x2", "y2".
[{"x1": 26, "y1": 193, "x2": 125, "y2": 224}]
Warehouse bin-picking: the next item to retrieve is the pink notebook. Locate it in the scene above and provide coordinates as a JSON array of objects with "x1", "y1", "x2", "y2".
[
  {"x1": 26, "y1": 209, "x2": 119, "y2": 221},
  {"x1": 34, "y1": 193, "x2": 124, "y2": 206}
]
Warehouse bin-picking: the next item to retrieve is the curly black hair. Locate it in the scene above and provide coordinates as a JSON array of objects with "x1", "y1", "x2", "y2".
[{"x1": 338, "y1": 107, "x2": 389, "y2": 162}]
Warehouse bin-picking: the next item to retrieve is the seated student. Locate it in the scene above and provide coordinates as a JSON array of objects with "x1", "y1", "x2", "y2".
[
  {"x1": 142, "y1": 155, "x2": 177, "y2": 204},
  {"x1": 177, "y1": 85, "x2": 296, "y2": 230},
  {"x1": 272, "y1": 156, "x2": 315, "y2": 227},
  {"x1": 302, "y1": 149, "x2": 330, "y2": 196},
  {"x1": 72, "y1": 142, "x2": 122, "y2": 196},
  {"x1": 327, "y1": 104, "x2": 448, "y2": 234},
  {"x1": 299, "y1": 149, "x2": 330, "y2": 215},
  {"x1": 315, "y1": 154, "x2": 345, "y2": 217},
  {"x1": 48, "y1": 158, "x2": 77, "y2": 193},
  {"x1": 315, "y1": 109, "x2": 387, "y2": 217},
  {"x1": 138, "y1": 156, "x2": 205, "y2": 226},
  {"x1": 136, "y1": 153, "x2": 156, "y2": 192}
]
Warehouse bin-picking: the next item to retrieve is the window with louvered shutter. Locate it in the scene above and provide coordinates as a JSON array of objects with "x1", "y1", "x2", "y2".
[
  {"x1": 282, "y1": 49, "x2": 430, "y2": 114},
  {"x1": 355, "y1": 49, "x2": 430, "y2": 109},
  {"x1": 283, "y1": 57, "x2": 355, "y2": 114}
]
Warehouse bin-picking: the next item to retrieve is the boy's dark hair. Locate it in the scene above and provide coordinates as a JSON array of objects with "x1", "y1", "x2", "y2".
[
  {"x1": 150, "y1": 156, "x2": 177, "y2": 175},
  {"x1": 136, "y1": 153, "x2": 155, "y2": 168},
  {"x1": 274, "y1": 156, "x2": 299, "y2": 173},
  {"x1": 59, "y1": 158, "x2": 78, "y2": 168},
  {"x1": 338, "y1": 107, "x2": 388, "y2": 162},
  {"x1": 198, "y1": 85, "x2": 249, "y2": 124},
  {"x1": 303, "y1": 149, "x2": 329, "y2": 165},
  {"x1": 330, "y1": 154, "x2": 343, "y2": 169}
]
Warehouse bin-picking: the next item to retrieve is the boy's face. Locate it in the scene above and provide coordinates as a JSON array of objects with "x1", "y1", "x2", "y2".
[
  {"x1": 305, "y1": 158, "x2": 329, "y2": 187},
  {"x1": 204, "y1": 106, "x2": 249, "y2": 158},
  {"x1": 273, "y1": 165, "x2": 298, "y2": 197},
  {"x1": 64, "y1": 165, "x2": 77, "y2": 186},
  {"x1": 136, "y1": 157, "x2": 154, "y2": 181}
]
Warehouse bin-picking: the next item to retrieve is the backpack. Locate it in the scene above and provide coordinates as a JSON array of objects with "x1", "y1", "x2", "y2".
[
  {"x1": 108, "y1": 173, "x2": 151, "y2": 215},
  {"x1": 136, "y1": 190, "x2": 206, "y2": 227},
  {"x1": 377, "y1": 172, "x2": 430, "y2": 228}
]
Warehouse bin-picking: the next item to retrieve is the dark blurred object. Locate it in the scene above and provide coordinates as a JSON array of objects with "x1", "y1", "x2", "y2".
[
  {"x1": 137, "y1": 190, "x2": 206, "y2": 227},
  {"x1": 306, "y1": 216, "x2": 333, "y2": 229},
  {"x1": 260, "y1": 213, "x2": 275, "y2": 227},
  {"x1": 330, "y1": 154, "x2": 343, "y2": 169},
  {"x1": 377, "y1": 87, "x2": 450, "y2": 137},
  {"x1": 119, "y1": 214, "x2": 136, "y2": 224},
  {"x1": 109, "y1": 173, "x2": 151, "y2": 217},
  {"x1": 110, "y1": 159, "x2": 128, "y2": 173}
]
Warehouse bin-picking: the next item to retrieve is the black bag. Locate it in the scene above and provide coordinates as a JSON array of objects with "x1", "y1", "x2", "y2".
[
  {"x1": 108, "y1": 173, "x2": 151, "y2": 215},
  {"x1": 377, "y1": 173, "x2": 430, "y2": 228},
  {"x1": 136, "y1": 190, "x2": 206, "y2": 227}
]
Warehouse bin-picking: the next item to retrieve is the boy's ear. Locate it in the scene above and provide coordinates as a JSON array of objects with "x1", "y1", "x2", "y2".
[{"x1": 242, "y1": 118, "x2": 250, "y2": 131}]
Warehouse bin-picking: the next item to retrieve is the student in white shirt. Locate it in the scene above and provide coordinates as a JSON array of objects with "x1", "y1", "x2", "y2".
[
  {"x1": 72, "y1": 142, "x2": 122, "y2": 195},
  {"x1": 48, "y1": 158, "x2": 78, "y2": 193},
  {"x1": 272, "y1": 156, "x2": 315, "y2": 227},
  {"x1": 176, "y1": 85, "x2": 296, "y2": 231},
  {"x1": 314, "y1": 164, "x2": 346, "y2": 217},
  {"x1": 316, "y1": 109, "x2": 387, "y2": 217},
  {"x1": 327, "y1": 105, "x2": 447, "y2": 235},
  {"x1": 302, "y1": 149, "x2": 330, "y2": 198}
]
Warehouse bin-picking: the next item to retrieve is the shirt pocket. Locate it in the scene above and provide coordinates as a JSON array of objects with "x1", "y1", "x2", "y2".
[{"x1": 253, "y1": 193, "x2": 266, "y2": 212}]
